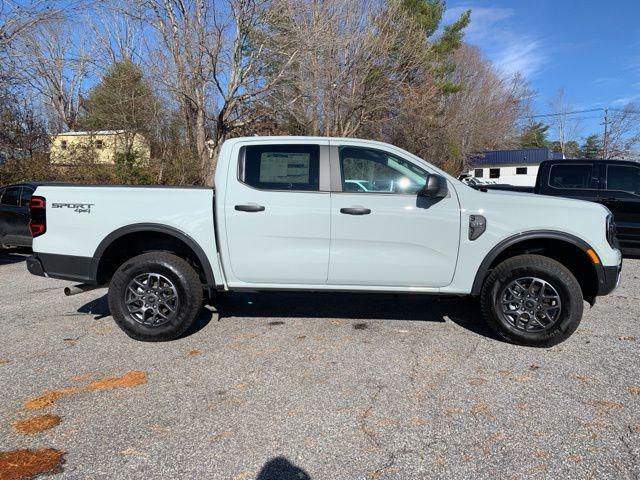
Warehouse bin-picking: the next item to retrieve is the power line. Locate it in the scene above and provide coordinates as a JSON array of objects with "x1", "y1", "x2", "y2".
[
  {"x1": 522, "y1": 107, "x2": 640, "y2": 120},
  {"x1": 522, "y1": 108, "x2": 603, "y2": 119}
]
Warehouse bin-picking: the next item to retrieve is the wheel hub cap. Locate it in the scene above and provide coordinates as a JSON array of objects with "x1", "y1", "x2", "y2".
[
  {"x1": 498, "y1": 277, "x2": 562, "y2": 332},
  {"x1": 125, "y1": 273, "x2": 179, "y2": 327}
]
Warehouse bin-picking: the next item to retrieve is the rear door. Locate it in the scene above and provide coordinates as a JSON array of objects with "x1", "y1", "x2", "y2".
[
  {"x1": 598, "y1": 162, "x2": 640, "y2": 253},
  {"x1": 223, "y1": 141, "x2": 331, "y2": 285},
  {"x1": 327, "y1": 144, "x2": 461, "y2": 288}
]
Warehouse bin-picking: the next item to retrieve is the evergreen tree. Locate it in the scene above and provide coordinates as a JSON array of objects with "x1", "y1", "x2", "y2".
[
  {"x1": 519, "y1": 122, "x2": 550, "y2": 148},
  {"x1": 81, "y1": 59, "x2": 159, "y2": 135},
  {"x1": 580, "y1": 134, "x2": 603, "y2": 159}
]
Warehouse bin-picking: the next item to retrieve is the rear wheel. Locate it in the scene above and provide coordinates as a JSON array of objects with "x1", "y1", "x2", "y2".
[
  {"x1": 108, "y1": 252, "x2": 203, "y2": 341},
  {"x1": 480, "y1": 254, "x2": 584, "y2": 347}
]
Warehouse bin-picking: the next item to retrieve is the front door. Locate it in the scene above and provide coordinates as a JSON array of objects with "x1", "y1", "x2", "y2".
[
  {"x1": 328, "y1": 145, "x2": 461, "y2": 288},
  {"x1": 224, "y1": 142, "x2": 331, "y2": 285}
]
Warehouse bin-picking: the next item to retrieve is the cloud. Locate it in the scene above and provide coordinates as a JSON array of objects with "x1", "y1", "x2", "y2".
[
  {"x1": 493, "y1": 39, "x2": 548, "y2": 78},
  {"x1": 612, "y1": 94, "x2": 640, "y2": 106},
  {"x1": 444, "y1": 6, "x2": 514, "y2": 43},
  {"x1": 592, "y1": 77, "x2": 619, "y2": 85},
  {"x1": 444, "y1": 5, "x2": 547, "y2": 79}
]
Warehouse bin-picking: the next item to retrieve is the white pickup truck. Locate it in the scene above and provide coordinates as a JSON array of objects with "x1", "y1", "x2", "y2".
[{"x1": 27, "y1": 137, "x2": 622, "y2": 346}]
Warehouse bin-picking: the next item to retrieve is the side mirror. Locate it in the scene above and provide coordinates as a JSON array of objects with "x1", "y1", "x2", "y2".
[{"x1": 418, "y1": 174, "x2": 448, "y2": 198}]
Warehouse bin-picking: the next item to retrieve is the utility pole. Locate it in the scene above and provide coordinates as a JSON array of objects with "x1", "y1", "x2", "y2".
[{"x1": 602, "y1": 107, "x2": 609, "y2": 159}]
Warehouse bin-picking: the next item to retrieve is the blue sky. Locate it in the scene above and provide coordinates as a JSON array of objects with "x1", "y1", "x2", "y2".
[{"x1": 444, "y1": 0, "x2": 640, "y2": 140}]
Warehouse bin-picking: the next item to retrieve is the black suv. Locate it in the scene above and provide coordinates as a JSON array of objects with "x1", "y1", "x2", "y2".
[
  {"x1": 534, "y1": 160, "x2": 640, "y2": 257},
  {"x1": 0, "y1": 183, "x2": 37, "y2": 249},
  {"x1": 469, "y1": 159, "x2": 640, "y2": 256}
]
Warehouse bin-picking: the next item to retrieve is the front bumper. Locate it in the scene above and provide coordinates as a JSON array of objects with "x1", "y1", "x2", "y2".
[{"x1": 597, "y1": 263, "x2": 622, "y2": 296}]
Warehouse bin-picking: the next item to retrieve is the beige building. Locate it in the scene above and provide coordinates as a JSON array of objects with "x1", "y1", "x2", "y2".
[{"x1": 50, "y1": 130, "x2": 150, "y2": 165}]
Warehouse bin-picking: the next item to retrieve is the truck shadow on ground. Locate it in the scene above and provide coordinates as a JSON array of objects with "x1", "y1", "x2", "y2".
[
  {"x1": 0, "y1": 247, "x2": 30, "y2": 265},
  {"x1": 78, "y1": 290, "x2": 501, "y2": 342}
]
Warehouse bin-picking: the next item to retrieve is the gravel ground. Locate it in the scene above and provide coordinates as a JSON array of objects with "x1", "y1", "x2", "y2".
[{"x1": 0, "y1": 249, "x2": 638, "y2": 479}]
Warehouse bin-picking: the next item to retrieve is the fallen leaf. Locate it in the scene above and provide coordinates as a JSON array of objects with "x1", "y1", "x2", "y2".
[
  {"x1": 25, "y1": 371, "x2": 147, "y2": 410},
  {"x1": 471, "y1": 403, "x2": 494, "y2": 418},
  {"x1": 0, "y1": 449, "x2": 64, "y2": 480},
  {"x1": 584, "y1": 400, "x2": 623, "y2": 414},
  {"x1": 574, "y1": 375, "x2": 594, "y2": 384},
  {"x1": 469, "y1": 378, "x2": 486, "y2": 386},
  {"x1": 12, "y1": 415, "x2": 61, "y2": 435},
  {"x1": 120, "y1": 448, "x2": 148, "y2": 458},
  {"x1": 618, "y1": 336, "x2": 636, "y2": 341}
]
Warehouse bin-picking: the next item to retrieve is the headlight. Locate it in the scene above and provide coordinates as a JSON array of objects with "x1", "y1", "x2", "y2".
[{"x1": 606, "y1": 214, "x2": 619, "y2": 249}]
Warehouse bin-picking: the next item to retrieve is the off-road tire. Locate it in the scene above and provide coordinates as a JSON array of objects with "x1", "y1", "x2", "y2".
[
  {"x1": 108, "y1": 251, "x2": 203, "y2": 342},
  {"x1": 480, "y1": 254, "x2": 583, "y2": 347}
]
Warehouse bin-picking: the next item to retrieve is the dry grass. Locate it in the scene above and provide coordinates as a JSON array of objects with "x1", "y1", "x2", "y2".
[{"x1": 0, "y1": 449, "x2": 64, "y2": 480}]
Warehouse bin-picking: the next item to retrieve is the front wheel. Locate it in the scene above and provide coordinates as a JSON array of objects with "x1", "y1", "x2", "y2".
[
  {"x1": 480, "y1": 254, "x2": 584, "y2": 347},
  {"x1": 108, "y1": 252, "x2": 204, "y2": 342}
]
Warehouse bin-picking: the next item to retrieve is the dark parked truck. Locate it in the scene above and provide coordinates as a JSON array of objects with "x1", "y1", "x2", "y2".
[
  {"x1": 26, "y1": 137, "x2": 623, "y2": 347},
  {"x1": 534, "y1": 160, "x2": 640, "y2": 257},
  {"x1": 0, "y1": 183, "x2": 37, "y2": 249},
  {"x1": 471, "y1": 159, "x2": 640, "y2": 257}
]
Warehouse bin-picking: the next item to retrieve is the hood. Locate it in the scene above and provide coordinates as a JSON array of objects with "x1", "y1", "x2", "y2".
[{"x1": 474, "y1": 186, "x2": 611, "y2": 216}]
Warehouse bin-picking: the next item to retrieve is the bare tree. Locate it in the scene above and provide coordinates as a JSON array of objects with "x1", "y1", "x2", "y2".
[
  {"x1": 548, "y1": 88, "x2": 582, "y2": 158},
  {"x1": 123, "y1": 0, "x2": 295, "y2": 184},
  {"x1": 262, "y1": 0, "x2": 425, "y2": 138},
  {"x1": 604, "y1": 103, "x2": 640, "y2": 160},
  {"x1": 17, "y1": 18, "x2": 91, "y2": 131},
  {"x1": 388, "y1": 44, "x2": 530, "y2": 173},
  {"x1": 0, "y1": 0, "x2": 67, "y2": 49},
  {"x1": 0, "y1": 0, "x2": 69, "y2": 89}
]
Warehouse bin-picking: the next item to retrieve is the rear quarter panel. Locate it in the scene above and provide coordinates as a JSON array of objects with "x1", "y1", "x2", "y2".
[{"x1": 32, "y1": 185, "x2": 220, "y2": 279}]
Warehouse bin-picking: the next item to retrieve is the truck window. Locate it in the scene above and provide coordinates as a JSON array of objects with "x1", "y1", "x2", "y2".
[
  {"x1": 474, "y1": 168, "x2": 483, "y2": 178},
  {"x1": 489, "y1": 168, "x2": 500, "y2": 178},
  {"x1": 549, "y1": 164, "x2": 592, "y2": 189},
  {"x1": 0, "y1": 186, "x2": 21, "y2": 206},
  {"x1": 20, "y1": 187, "x2": 34, "y2": 206},
  {"x1": 339, "y1": 146, "x2": 428, "y2": 194},
  {"x1": 606, "y1": 164, "x2": 640, "y2": 195},
  {"x1": 516, "y1": 167, "x2": 528, "y2": 175},
  {"x1": 240, "y1": 145, "x2": 320, "y2": 191}
]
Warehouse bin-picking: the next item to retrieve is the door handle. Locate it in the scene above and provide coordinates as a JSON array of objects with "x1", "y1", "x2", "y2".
[
  {"x1": 340, "y1": 207, "x2": 371, "y2": 215},
  {"x1": 235, "y1": 204, "x2": 265, "y2": 212}
]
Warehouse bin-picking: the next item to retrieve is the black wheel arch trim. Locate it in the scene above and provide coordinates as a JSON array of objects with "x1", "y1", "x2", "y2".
[
  {"x1": 471, "y1": 230, "x2": 611, "y2": 297},
  {"x1": 91, "y1": 223, "x2": 216, "y2": 287}
]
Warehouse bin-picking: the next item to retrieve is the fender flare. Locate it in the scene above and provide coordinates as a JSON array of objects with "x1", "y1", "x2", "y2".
[
  {"x1": 470, "y1": 230, "x2": 601, "y2": 295},
  {"x1": 91, "y1": 223, "x2": 216, "y2": 287}
]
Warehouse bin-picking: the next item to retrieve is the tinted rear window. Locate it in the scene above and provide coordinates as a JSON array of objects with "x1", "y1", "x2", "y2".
[
  {"x1": 1, "y1": 187, "x2": 20, "y2": 206},
  {"x1": 240, "y1": 145, "x2": 320, "y2": 191},
  {"x1": 549, "y1": 164, "x2": 593, "y2": 189}
]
